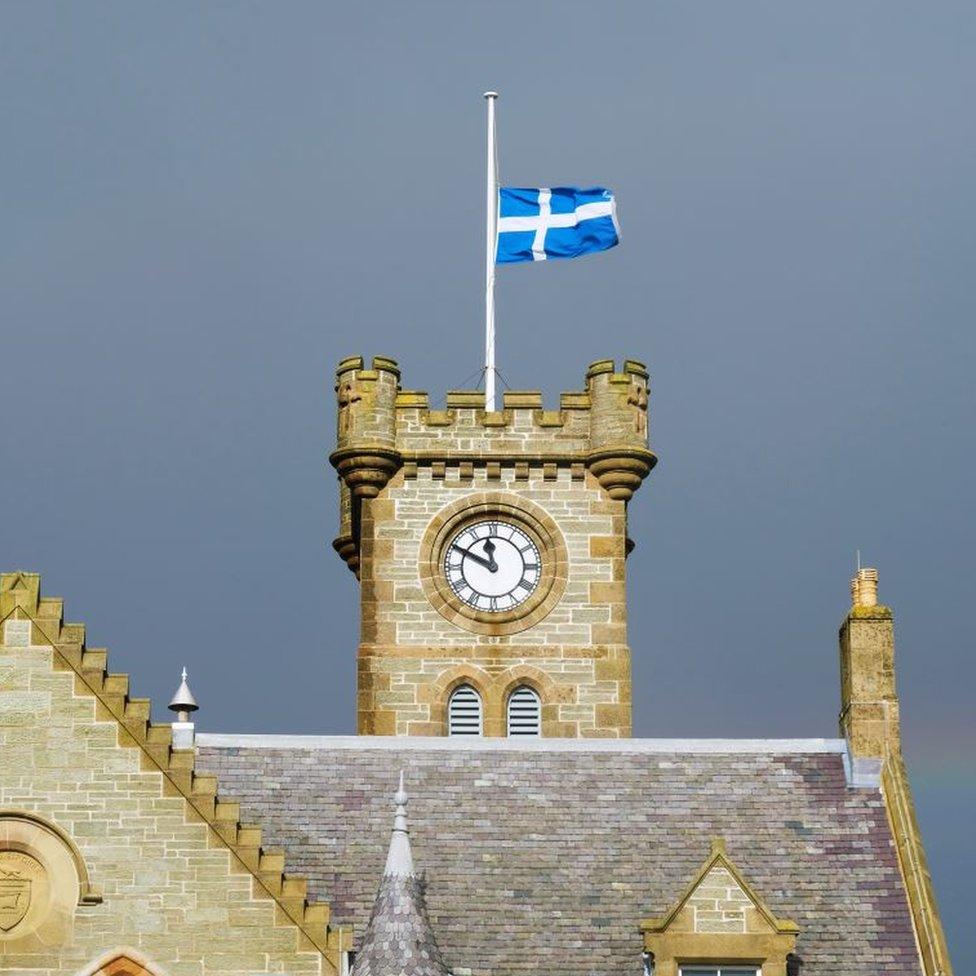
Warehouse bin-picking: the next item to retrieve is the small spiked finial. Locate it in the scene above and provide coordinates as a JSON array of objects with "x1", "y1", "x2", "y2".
[
  {"x1": 168, "y1": 666, "x2": 199, "y2": 723},
  {"x1": 384, "y1": 770, "x2": 415, "y2": 878}
]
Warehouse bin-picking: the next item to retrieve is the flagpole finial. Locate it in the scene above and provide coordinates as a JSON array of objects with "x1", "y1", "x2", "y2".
[{"x1": 484, "y1": 90, "x2": 498, "y2": 99}]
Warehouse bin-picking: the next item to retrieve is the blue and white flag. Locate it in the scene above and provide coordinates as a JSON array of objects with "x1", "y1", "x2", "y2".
[{"x1": 496, "y1": 186, "x2": 619, "y2": 264}]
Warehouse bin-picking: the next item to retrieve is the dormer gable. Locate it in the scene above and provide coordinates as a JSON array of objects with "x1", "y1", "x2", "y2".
[{"x1": 641, "y1": 839, "x2": 799, "y2": 976}]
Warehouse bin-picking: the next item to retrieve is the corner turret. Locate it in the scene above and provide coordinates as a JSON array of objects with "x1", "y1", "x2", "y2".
[
  {"x1": 330, "y1": 356, "x2": 402, "y2": 575},
  {"x1": 331, "y1": 355, "x2": 401, "y2": 498},
  {"x1": 585, "y1": 358, "x2": 656, "y2": 500}
]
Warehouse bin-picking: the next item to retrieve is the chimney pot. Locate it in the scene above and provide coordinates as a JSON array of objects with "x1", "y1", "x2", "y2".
[{"x1": 851, "y1": 567, "x2": 879, "y2": 608}]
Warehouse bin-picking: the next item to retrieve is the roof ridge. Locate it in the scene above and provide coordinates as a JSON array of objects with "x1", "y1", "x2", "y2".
[
  {"x1": 196, "y1": 731, "x2": 848, "y2": 753},
  {"x1": 0, "y1": 572, "x2": 345, "y2": 968}
]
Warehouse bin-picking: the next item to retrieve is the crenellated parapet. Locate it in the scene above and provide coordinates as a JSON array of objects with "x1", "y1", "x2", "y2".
[
  {"x1": 329, "y1": 356, "x2": 656, "y2": 573},
  {"x1": 393, "y1": 387, "x2": 593, "y2": 456}
]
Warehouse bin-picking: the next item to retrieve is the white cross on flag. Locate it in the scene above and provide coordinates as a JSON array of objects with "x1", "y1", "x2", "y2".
[{"x1": 495, "y1": 187, "x2": 620, "y2": 264}]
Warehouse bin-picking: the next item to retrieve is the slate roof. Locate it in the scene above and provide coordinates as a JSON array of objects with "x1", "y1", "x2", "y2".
[
  {"x1": 197, "y1": 736, "x2": 921, "y2": 976},
  {"x1": 352, "y1": 874, "x2": 451, "y2": 976}
]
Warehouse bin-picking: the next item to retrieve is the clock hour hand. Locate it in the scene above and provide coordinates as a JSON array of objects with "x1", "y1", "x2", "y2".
[
  {"x1": 452, "y1": 543, "x2": 497, "y2": 572},
  {"x1": 482, "y1": 538, "x2": 499, "y2": 572}
]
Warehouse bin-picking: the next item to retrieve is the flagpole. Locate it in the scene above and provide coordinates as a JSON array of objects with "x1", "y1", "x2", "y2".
[{"x1": 484, "y1": 91, "x2": 498, "y2": 411}]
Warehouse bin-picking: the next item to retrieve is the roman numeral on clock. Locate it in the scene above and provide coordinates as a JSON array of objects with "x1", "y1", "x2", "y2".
[{"x1": 443, "y1": 518, "x2": 542, "y2": 613}]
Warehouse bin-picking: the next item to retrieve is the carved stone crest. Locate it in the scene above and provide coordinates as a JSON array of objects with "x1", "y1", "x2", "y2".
[
  {"x1": 627, "y1": 382, "x2": 648, "y2": 437},
  {"x1": 337, "y1": 381, "x2": 363, "y2": 437},
  {"x1": 0, "y1": 852, "x2": 43, "y2": 932}
]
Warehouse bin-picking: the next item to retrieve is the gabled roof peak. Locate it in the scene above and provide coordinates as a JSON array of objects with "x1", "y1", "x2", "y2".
[{"x1": 641, "y1": 837, "x2": 799, "y2": 937}]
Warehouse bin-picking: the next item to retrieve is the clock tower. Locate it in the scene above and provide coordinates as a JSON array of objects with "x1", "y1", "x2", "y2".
[{"x1": 330, "y1": 355, "x2": 655, "y2": 737}]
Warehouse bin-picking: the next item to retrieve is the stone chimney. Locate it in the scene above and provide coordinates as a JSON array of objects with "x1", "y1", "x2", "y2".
[{"x1": 839, "y1": 567, "x2": 900, "y2": 761}]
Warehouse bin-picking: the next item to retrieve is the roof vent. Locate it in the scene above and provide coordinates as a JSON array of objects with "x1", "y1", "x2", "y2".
[{"x1": 168, "y1": 667, "x2": 198, "y2": 748}]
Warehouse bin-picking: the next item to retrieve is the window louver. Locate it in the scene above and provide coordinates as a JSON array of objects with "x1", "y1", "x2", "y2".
[
  {"x1": 448, "y1": 684, "x2": 483, "y2": 736},
  {"x1": 507, "y1": 685, "x2": 541, "y2": 737}
]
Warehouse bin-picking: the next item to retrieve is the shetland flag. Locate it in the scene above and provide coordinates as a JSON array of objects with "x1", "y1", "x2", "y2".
[{"x1": 496, "y1": 186, "x2": 620, "y2": 264}]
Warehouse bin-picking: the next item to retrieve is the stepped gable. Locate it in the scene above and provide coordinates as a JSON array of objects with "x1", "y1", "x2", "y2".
[
  {"x1": 198, "y1": 736, "x2": 920, "y2": 976},
  {"x1": 0, "y1": 572, "x2": 344, "y2": 965}
]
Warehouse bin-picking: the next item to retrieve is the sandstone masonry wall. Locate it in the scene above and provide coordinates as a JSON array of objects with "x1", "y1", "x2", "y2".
[
  {"x1": 0, "y1": 611, "x2": 327, "y2": 975},
  {"x1": 357, "y1": 465, "x2": 631, "y2": 737}
]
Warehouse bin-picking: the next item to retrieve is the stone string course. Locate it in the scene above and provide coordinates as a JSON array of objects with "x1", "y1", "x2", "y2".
[{"x1": 199, "y1": 742, "x2": 922, "y2": 976}]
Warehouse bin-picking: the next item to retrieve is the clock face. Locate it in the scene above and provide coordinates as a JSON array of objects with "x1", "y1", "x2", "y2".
[{"x1": 444, "y1": 520, "x2": 541, "y2": 613}]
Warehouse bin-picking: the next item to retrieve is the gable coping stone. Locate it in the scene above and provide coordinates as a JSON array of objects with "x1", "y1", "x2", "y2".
[{"x1": 0, "y1": 572, "x2": 344, "y2": 968}]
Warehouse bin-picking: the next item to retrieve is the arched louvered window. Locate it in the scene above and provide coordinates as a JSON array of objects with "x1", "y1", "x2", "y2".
[
  {"x1": 448, "y1": 684, "x2": 483, "y2": 736},
  {"x1": 507, "y1": 685, "x2": 542, "y2": 737}
]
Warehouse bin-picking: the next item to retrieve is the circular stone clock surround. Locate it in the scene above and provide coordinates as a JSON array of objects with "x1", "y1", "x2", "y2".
[{"x1": 419, "y1": 491, "x2": 568, "y2": 636}]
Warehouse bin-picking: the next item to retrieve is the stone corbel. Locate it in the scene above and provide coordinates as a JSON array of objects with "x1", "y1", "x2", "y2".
[
  {"x1": 329, "y1": 446, "x2": 402, "y2": 579},
  {"x1": 329, "y1": 446, "x2": 402, "y2": 500},
  {"x1": 586, "y1": 446, "x2": 657, "y2": 501}
]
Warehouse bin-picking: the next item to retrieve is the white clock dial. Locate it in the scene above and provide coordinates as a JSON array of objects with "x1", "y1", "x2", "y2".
[{"x1": 443, "y1": 520, "x2": 541, "y2": 613}]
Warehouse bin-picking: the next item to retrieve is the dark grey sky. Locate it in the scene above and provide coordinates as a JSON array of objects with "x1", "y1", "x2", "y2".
[{"x1": 2, "y1": 1, "x2": 973, "y2": 966}]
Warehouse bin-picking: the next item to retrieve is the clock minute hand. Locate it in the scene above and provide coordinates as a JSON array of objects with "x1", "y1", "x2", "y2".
[{"x1": 452, "y1": 543, "x2": 496, "y2": 572}]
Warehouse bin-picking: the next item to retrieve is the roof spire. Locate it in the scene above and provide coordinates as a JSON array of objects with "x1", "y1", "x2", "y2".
[
  {"x1": 351, "y1": 773, "x2": 449, "y2": 976},
  {"x1": 384, "y1": 769, "x2": 415, "y2": 877}
]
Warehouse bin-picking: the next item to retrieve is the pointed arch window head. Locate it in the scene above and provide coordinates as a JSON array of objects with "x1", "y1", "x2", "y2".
[
  {"x1": 507, "y1": 685, "x2": 541, "y2": 737},
  {"x1": 448, "y1": 684, "x2": 483, "y2": 736},
  {"x1": 74, "y1": 948, "x2": 168, "y2": 976}
]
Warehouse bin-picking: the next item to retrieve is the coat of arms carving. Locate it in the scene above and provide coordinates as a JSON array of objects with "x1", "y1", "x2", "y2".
[{"x1": 0, "y1": 852, "x2": 42, "y2": 933}]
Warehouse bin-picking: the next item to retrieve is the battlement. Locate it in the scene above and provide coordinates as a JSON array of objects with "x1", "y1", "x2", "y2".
[
  {"x1": 329, "y1": 356, "x2": 656, "y2": 575},
  {"x1": 334, "y1": 355, "x2": 650, "y2": 450}
]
